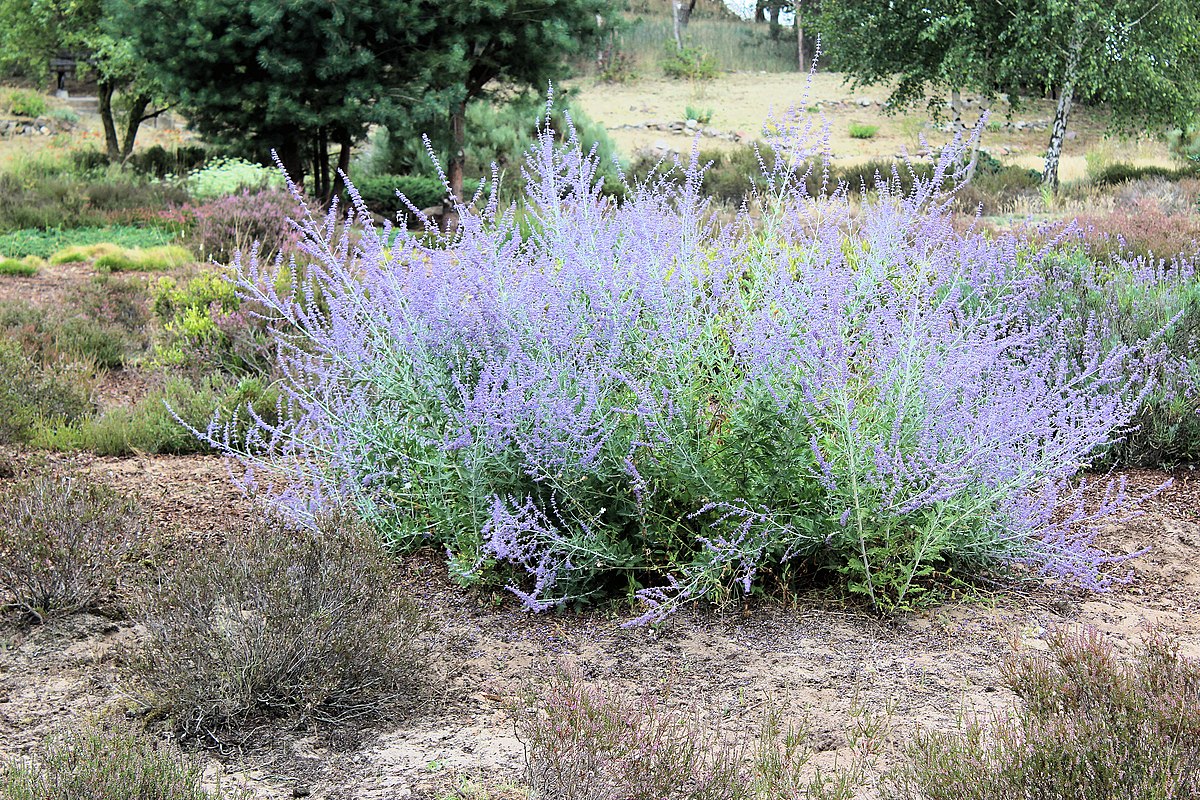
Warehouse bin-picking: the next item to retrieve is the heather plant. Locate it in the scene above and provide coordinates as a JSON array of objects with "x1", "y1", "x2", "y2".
[
  {"x1": 33, "y1": 375, "x2": 278, "y2": 456},
  {"x1": 519, "y1": 669, "x2": 876, "y2": 800},
  {"x1": 130, "y1": 516, "x2": 439, "y2": 742},
  {"x1": 151, "y1": 271, "x2": 277, "y2": 376},
  {"x1": 172, "y1": 188, "x2": 303, "y2": 263},
  {"x1": 0, "y1": 298, "x2": 143, "y2": 370},
  {"x1": 0, "y1": 719, "x2": 247, "y2": 800},
  {"x1": 212, "y1": 111, "x2": 1153, "y2": 618},
  {"x1": 0, "y1": 474, "x2": 142, "y2": 623},
  {"x1": 893, "y1": 627, "x2": 1200, "y2": 800},
  {"x1": 0, "y1": 336, "x2": 93, "y2": 444}
]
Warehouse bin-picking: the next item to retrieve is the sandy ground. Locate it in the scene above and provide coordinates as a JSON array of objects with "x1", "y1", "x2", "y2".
[
  {"x1": 570, "y1": 72, "x2": 1177, "y2": 182},
  {"x1": 0, "y1": 447, "x2": 1197, "y2": 799}
]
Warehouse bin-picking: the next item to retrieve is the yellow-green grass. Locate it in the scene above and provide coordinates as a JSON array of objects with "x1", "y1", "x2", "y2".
[
  {"x1": 0, "y1": 256, "x2": 40, "y2": 276},
  {"x1": 49, "y1": 243, "x2": 193, "y2": 272}
]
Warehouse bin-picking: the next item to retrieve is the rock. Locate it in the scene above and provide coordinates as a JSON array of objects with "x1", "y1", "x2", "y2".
[
  {"x1": 685, "y1": 118, "x2": 698, "y2": 129},
  {"x1": 858, "y1": 98, "x2": 873, "y2": 107}
]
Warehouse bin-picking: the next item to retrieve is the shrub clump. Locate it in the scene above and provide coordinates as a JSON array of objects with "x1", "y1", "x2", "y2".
[
  {"x1": 32, "y1": 375, "x2": 278, "y2": 456},
  {"x1": 0, "y1": 336, "x2": 93, "y2": 444},
  {"x1": 0, "y1": 719, "x2": 246, "y2": 800},
  {"x1": 660, "y1": 44, "x2": 719, "y2": 80},
  {"x1": 214, "y1": 112, "x2": 1155, "y2": 619},
  {"x1": 130, "y1": 517, "x2": 439, "y2": 742},
  {"x1": 0, "y1": 474, "x2": 142, "y2": 623},
  {"x1": 895, "y1": 627, "x2": 1200, "y2": 800},
  {"x1": 520, "y1": 670, "x2": 877, "y2": 800},
  {"x1": 168, "y1": 188, "x2": 303, "y2": 263},
  {"x1": 182, "y1": 157, "x2": 284, "y2": 201}
]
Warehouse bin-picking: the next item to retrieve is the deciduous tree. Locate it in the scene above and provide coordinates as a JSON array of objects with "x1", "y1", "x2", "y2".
[{"x1": 817, "y1": 0, "x2": 1200, "y2": 189}]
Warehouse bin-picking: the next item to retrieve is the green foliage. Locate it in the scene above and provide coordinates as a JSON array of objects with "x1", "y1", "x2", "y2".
[
  {"x1": 181, "y1": 157, "x2": 283, "y2": 201},
  {"x1": 848, "y1": 123, "x2": 879, "y2": 140},
  {"x1": 1091, "y1": 163, "x2": 1197, "y2": 187},
  {"x1": 895, "y1": 628, "x2": 1200, "y2": 800},
  {"x1": 353, "y1": 174, "x2": 471, "y2": 216},
  {"x1": 0, "y1": 226, "x2": 173, "y2": 259},
  {"x1": 32, "y1": 375, "x2": 278, "y2": 456},
  {"x1": 0, "y1": 336, "x2": 93, "y2": 444},
  {"x1": 94, "y1": 245, "x2": 191, "y2": 272},
  {"x1": 618, "y1": 16, "x2": 797, "y2": 73},
  {"x1": 0, "y1": 473, "x2": 141, "y2": 624},
  {"x1": 660, "y1": 43, "x2": 719, "y2": 80},
  {"x1": 685, "y1": 106, "x2": 714, "y2": 124},
  {"x1": 817, "y1": 0, "x2": 1200, "y2": 187},
  {"x1": 0, "y1": 257, "x2": 37, "y2": 276},
  {"x1": 130, "y1": 516, "x2": 439, "y2": 742},
  {"x1": 150, "y1": 271, "x2": 277, "y2": 376},
  {"x1": 377, "y1": 96, "x2": 623, "y2": 202},
  {"x1": 0, "y1": 719, "x2": 244, "y2": 800},
  {"x1": 1, "y1": 88, "x2": 47, "y2": 117}
]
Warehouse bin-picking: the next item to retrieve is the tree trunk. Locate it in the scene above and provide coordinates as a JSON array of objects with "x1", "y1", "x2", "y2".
[
  {"x1": 755, "y1": 0, "x2": 767, "y2": 23},
  {"x1": 443, "y1": 99, "x2": 467, "y2": 233},
  {"x1": 769, "y1": 3, "x2": 781, "y2": 39},
  {"x1": 334, "y1": 130, "x2": 352, "y2": 204},
  {"x1": 1042, "y1": 22, "x2": 1083, "y2": 191},
  {"x1": 118, "y1": 94, "x2": 152, "y2": 163},
  {"x1": 795, "y1": 0, "x2": 804, "y2": 70},
  {"x1": 277, "y1": 138, "x2": 306, "y2": 189},
  {"x1": 949, "y1": 88, "x2": 984, "y2": 183},
  {"x1": 672, "y1": 0, "x2": 696, "y2": 49},
  {"x1": 97, "y1": 81, "x2": 121, "y2": 163}
]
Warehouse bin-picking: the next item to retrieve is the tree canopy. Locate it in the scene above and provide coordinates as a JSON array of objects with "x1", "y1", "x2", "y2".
[
  {"x1": 0, "y1": 0, "x2": 165, "y2": 162},
  {"x1": 817, "y1": 0, "x2": 1200, "y2": 188},
  {"x1": 111, "y1": 0, "x2": 613, "y2": 205}
]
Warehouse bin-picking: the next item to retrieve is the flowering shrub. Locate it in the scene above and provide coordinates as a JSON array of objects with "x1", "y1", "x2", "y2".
[
  {"x1": 212, "y1": 116, "x2": 1155, "y2": 618},
  {"x1": 895, "y1": 627, "x2": 1200, "y2": 800},
  {"x1": 163, "y1": 189, "x2": 302, "y2": 263}
]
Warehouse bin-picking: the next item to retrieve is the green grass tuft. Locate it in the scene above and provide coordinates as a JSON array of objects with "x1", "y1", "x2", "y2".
[
  {"x1": 848, "y1": 123, "x2": 880, "y2": 140},
  {"x1": 0, "y1": 258, "x2": 37, "y2": 276},
  {"x1": 94, "y1": 245, "x2": 192, "y2": 273}
]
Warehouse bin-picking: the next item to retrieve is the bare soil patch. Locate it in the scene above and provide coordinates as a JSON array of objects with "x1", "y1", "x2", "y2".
[{"x1": 1, "y1": 449, "x2": 1197, "y2": 798}]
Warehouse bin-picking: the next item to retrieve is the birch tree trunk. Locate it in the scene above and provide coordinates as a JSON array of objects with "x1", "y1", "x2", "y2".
[
  {"x1": 949, "y1": 88, "x2": 987, "y2": 183},
  {"x1": 1042, "y1": 21, "x2": 1083, "y2": 191}
]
